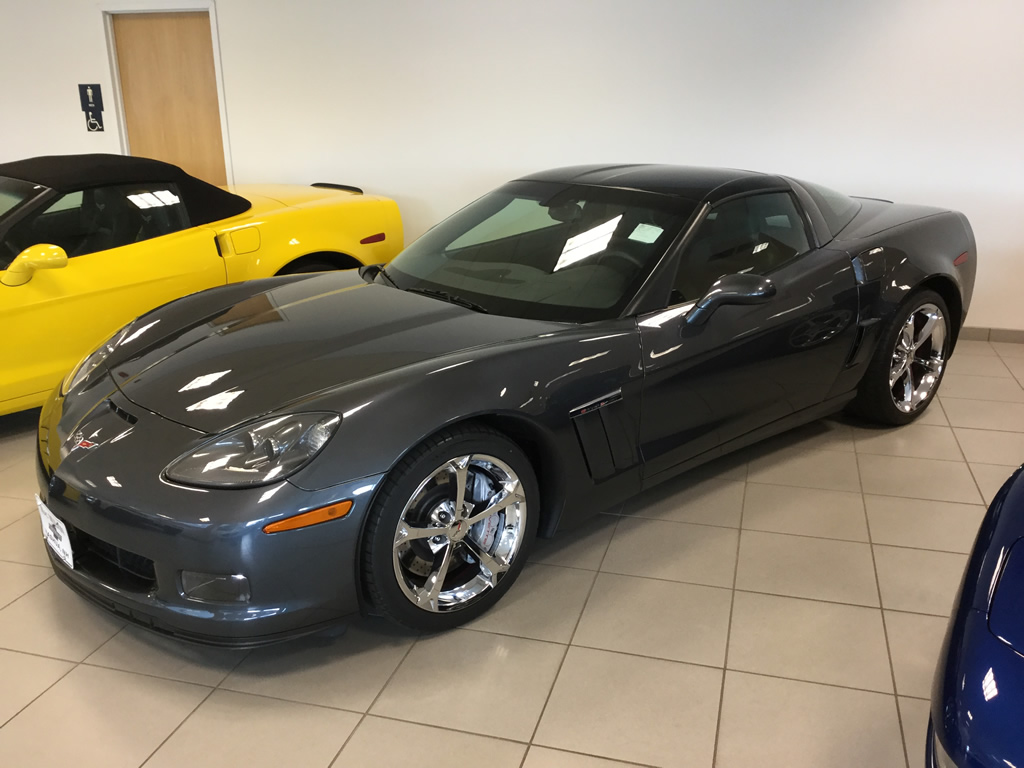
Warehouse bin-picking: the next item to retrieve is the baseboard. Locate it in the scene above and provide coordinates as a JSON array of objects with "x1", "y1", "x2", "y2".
[{"x1": 962, "y1": 327, "x2": 1024, "y2": 343}]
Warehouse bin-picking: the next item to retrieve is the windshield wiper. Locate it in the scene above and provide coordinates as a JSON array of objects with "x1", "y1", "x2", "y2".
[{"x1": 404, "y1": 287, "x2": 489, "y2": 314}]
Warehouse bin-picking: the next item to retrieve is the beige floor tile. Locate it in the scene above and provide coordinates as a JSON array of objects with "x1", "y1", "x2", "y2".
[
  {"x1": 623, "y1": 476, "x2": 744, "y2": 528},
  {"x1": 534, "y1": 646, "x2": 721, "y2": 768},
  {"x1": 146, "y1": 689, "x2": 359, "y2": 768},
  {"x1": 466, "y1": 563, "x2": 595, "y2": 643},
  {"x1": 727, "y1": 592, "x2": 892, "y2": 693},
  {"x1": 601, "y1": 518, "x2": 738, "y2": 588},
  {"x1": 573, "y1": 573, "x2": 731, "y2": 666},
  {"x1": 940, "y1": 374, "x2": 1024, "y2": 402},
  {"x1": 944, "y1": 353, "x2": 1013, "y2": 379},
  {"x1": 955, "y1": 427, "x2": 1024, "y2": 465},
  {"x1": 523, "y1": 746, "x2": 642, "y2": 767},
  {"x1": 0, "y1": 665, "x2": 208, "y2": 768},
  {"x1": 0, "y1": 431, "x2": 35, "y2": 474},
  {"x1": 0, "y1": 497, "x2": 32, "y2": 532},
  {"x1": 915, "y1": 398, "x2": 949, "y2": 426},
  {"x1": 0, "y1": 460, "x2": 38, "y2": 503},
  {"x1": 941, "y1": 397, "x2": 1024, "y2": 432},
  {"x1": 1004, "y1": 355, "x2": 1024, "y2": 379},
  {"x1": 85, "y1": 625, "x2": 246, "y2": 686},
  {"x1": 0, "y1": 578, "x2": 124, "y2": 661},
  {"x1": 334, "y1": 716, "x2": 527, "y2": 768},
  {"x1": 747, "y1": 443, "x2": 860, "y2": 492},
  {"x1": 885, "y1": 610, "x2": 948, "y2": 699},
  {"x1": 715, "y1": 671, "x2": 905, "y2": 768},
  {"x1": 0, "y1": 561, "x2": 51, "y2": 611},
  {"x1": 735, "y1": 530, "x2": 879, "y2": 607},
  {"x1": 953, "y1": 340, "x2": 998, "y2": 356},
  {"x1": 874, "y1": 545, "x2": 968, "y2": 616},
  {"x1": 222, "y1": 619, "x2": 415, "y2": 713},
  {"x1": 531, "y1": 514, "x2": 617, "y2": 571},
  {"x1": 865, "y1": 495, "x2": 985, "y2": 554},
  {"x1": 853, "y1": 423, "x2": 963, "y2": 461},
  {"x1": 992, "y1": 341, "x2": 1024, "y2": 358},
  {"x1": 743, "y1": 483, "x2": 868, "y2": 542},
  {"x1": 0, "y1": 649, "x2": 73, "y2": 726},
  {"x1": 900, "y1": 696, "x2": 932, "y2": 768},
  {"x1": 0, "y1": 513, "x2": 49, "y2": 567},
  {"x1": 857, "y1": 454, "x2": 981, "y2": 504},
  {"x1": 970, "y1": 463, "x2": 1019, "y2": 504},
  {"x1": 372, "y1": 630, "x2": 564, "y2": 741}
]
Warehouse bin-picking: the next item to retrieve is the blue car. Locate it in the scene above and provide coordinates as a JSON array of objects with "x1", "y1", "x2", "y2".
[{"x1": 930, "y1": 464, "x2": 1024, "y2": 767}]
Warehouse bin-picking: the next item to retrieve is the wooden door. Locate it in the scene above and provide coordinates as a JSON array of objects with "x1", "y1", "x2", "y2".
[{"x1": 112, "y1": 12, "x2": 227, "y2": 185}]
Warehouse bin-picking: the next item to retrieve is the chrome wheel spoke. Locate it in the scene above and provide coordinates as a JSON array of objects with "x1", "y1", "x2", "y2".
[
  {"x1": 462, "y1": 483, "x2": 524, "y2": 527},
  {"x1": 446, "y1": 455, "x2": 471, "y2": 515},
  {"x1": 901, "y1": 368, "x2": 914, "y2": 408},
  {"x1": 416, "y1": 542, "x2": 455, "y2": 611},
  {"x1": 913, "y1": 312, "x2": 939, "y2": 350},
  {"x1": 394, "y1": 522, "x2": 446, "y2": 549},
  {"x1": 462, "y1": 538, "x2": 508, "y2": 588}
]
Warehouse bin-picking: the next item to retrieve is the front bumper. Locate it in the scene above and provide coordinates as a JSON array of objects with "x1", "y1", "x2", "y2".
[{"x1": 37, "y1": 386, "x2": 383, "y2": 647}]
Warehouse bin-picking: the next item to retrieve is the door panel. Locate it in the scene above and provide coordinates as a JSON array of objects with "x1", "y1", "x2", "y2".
[
  {"x1": 113, "y1": 12, "x2": 227, "y2": 185},
  {"x1": 638, "y1": 249, "x2": 859, "y2": 480},
  {"x1": 0, "y1": 228, "x2": 225, "y2": 407}
]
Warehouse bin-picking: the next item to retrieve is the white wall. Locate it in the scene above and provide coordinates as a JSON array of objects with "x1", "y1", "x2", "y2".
[{"x1": 3, "y1": 0, "x2": 1023, "y2": 329}]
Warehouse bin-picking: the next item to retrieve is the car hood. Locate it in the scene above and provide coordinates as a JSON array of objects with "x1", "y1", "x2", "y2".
[{"x1": 111, "y1": 271, "x2": 564, "y2": 433}]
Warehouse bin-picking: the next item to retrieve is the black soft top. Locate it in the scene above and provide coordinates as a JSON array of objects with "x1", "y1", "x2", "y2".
[{"x1": 0, "y1": 153, "x2": 251, "y2": 225}]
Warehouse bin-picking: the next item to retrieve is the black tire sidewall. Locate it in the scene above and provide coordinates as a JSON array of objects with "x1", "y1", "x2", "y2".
[
  {"x1": 362, "y1": 426, "x2": 539, "y2": 632},
  {"x1": 855, "y1": 289, "x2": 951, "y2": 426}
]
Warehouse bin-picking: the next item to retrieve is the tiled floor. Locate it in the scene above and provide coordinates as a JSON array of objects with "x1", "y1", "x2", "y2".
[{"x1": 1, "y1": 340, "x2": 1022, "y2": 767}]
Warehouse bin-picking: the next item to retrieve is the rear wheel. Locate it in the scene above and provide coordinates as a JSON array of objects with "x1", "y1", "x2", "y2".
[
  {"x1": 851, "y1": 289, "x2": 951, "y2": 425},
  {"x1": 361, "y1": 424, "x2": 537, "y2": 631}
]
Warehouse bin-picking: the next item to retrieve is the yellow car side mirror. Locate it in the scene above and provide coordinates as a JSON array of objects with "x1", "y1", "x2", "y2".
[{"x1": 2, "y1": 244, "x2": 69, "y2": 286}]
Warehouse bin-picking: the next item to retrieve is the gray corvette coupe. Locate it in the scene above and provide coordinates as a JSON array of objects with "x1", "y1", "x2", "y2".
[{"x1": 36, "y1": 164, "x2": 976, "y2": 645}]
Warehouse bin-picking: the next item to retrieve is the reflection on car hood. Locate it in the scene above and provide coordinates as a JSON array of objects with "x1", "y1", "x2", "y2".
[{"x1": 111, "y1": 271, "x2": 563, "y2": 433}]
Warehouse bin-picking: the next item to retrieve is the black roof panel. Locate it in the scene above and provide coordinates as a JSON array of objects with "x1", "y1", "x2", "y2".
[
  {"x1": 0, "y1": 153, "x2": 251, "y2": 224},
  {"x1": 518, "y1": 163, "x2": 787, "y2": 204}
]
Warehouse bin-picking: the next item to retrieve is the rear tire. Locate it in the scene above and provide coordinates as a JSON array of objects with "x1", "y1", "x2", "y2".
[
  {"x1": 850, "y1": 289, "x2": 951, "y2": 426},
  {"x1": 361, "y1": 423, "x2": 538, "y2": 632}
]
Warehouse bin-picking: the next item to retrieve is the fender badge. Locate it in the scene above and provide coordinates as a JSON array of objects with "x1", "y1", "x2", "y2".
[{"x1": 72, "y1": 432, "x2": 98, "y2": 450}]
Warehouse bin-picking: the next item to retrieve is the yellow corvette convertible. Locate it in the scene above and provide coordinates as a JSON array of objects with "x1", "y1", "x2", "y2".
[{"x1": 0, "y1": 154, "x2": 403, "y2": 416}]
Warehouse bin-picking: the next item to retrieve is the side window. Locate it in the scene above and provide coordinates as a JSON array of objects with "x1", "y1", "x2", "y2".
[
  {"x1": 3, "y1": 183, "x2": 189, "y2": 259},
  {"x1": 671, "y1": 192, "x2": 810, "y2": 303}
]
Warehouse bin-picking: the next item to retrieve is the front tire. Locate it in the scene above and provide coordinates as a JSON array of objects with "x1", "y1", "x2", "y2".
[
  {"x1": 851, "y1": 289, "x2": 951, "y2": 426},
  {"x1": 361, "y1": 423, "x2": 538, "y2": 631}
]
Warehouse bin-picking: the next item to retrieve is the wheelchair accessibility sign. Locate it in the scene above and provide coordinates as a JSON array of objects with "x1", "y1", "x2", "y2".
[{"x1": 78, "y1": 83, "x2": 104, "y2": 132}]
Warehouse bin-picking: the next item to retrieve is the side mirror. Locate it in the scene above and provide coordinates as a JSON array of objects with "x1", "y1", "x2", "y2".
[
  {"x1": 685, "y1": 273, "x2": 776, "y2": 326},
  {"x1": 2, "y1": 244, "x2": 69, "y2": 287}
]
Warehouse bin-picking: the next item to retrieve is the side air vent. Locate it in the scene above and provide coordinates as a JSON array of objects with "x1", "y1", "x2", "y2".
[{"x1": 107, "y1": 399, "x2": 139, "y2": 425}]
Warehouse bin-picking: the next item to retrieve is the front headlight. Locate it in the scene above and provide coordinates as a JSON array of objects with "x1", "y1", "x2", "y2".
[
  {"x1": 164, "y1": 412, "x2": 341, "y2": 488},
  {"x1": 61, "y1": 320, "x2": 137, "y2": 396}
]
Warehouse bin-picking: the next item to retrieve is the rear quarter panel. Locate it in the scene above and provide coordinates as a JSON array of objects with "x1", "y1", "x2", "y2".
[{"x1": 216, "y1": 192, "x2": 404, "y2": 281}]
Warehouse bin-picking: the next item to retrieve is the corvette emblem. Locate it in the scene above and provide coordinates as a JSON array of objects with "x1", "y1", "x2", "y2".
[{"x1": 72, "y1": 432, "x2": 98, "y2": 450}]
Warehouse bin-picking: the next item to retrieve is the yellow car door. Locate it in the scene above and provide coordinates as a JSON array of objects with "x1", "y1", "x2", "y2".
[{"x1": 1, "y1": 184, "x2": 226, "y2": 412}]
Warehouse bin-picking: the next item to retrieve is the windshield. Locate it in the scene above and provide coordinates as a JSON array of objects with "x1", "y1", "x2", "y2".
[
  {"x1": 0, "y1": 176, "x2": 43, "y2": 221},
  {"x1": 384, "y1": 181, "x2": 695, "y2": 322}
]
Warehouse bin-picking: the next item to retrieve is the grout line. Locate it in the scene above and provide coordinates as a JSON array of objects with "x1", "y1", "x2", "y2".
[
  {"x1": 856, "y1": 451, "x2": 911, "y2": 768},
  {"x1": 950, "y1": 426, "x2": 991, "y2": 513},
  {"x1": 325, "y1": 630, "x2": 421, "y2": 766},
  {"x1": 522, "y1": 510, "x2": 619, "y2": 760},
  {"x1": 711, "y1": 478, "x2": 747, "y2": 767},
  {"x1": 0, "y1": 654, "x2": 77, "y2": 730},
  {"x1": 0, "y1": 573, "x2": 54, "y2": 613},
  {"x1": 138, "y1": 685, "x2": 218, "y2": 767}
]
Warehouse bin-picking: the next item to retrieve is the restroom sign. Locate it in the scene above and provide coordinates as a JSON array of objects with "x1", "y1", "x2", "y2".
[{"x1": 78, "y1": 84, "x2": 104, "y2": 132}]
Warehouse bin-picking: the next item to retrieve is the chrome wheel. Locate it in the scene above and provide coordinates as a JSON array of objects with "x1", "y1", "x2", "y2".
[
  {"x1": 889, "y1": 303, "x2": 946, "y2": 413},
  {"x1": 392, "y1": 453, "x2": 527, "y2": 612}
]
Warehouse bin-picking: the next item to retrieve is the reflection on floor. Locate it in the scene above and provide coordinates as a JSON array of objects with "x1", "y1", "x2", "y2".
[{"x1": 0, "y1": 338, "x2": 1022, "y2": 767}]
